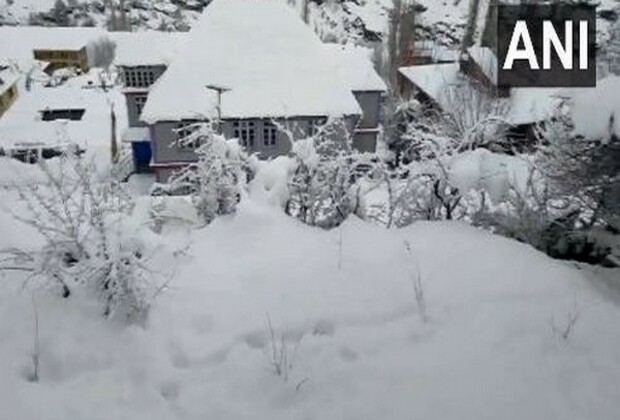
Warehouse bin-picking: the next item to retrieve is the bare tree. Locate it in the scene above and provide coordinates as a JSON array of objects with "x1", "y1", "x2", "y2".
[
  {"x1": 0, "y1": 152, "x2": 160, "y2": 322},
  {"x1": 284, "y1": 118, "x2": 358, "y2": 229},
  {"x1": 163, "y1": 122, "x2": 254, "y2": 226},
  {"x1": 387, "y1": 0, "x2": 418, "y2": 89}
]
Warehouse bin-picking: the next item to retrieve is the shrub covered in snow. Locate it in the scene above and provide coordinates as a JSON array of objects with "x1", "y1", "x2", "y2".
[
  {"x1": 0, "y1": 151, "x2": 159, "y2": 322},
  {"x1": 542, "y1": 102, "x2": 620, "y2": 232},
  {"x1": 285, "y1": 118, "x2": 359, "y2": 229},
  {"x1": 162, "y1": 122, "x2": 254, "y2": 226}
]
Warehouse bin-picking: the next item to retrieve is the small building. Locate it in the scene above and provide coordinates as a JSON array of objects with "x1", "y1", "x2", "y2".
[
  {"x1": 0, "y1": 27, "x2": 107, "y2": 75},
  {"x1": 0, "y1": 81, "x2": 125, "y2": 165},
  {"x1": 141, "y1": 0, "x2": 387, "y2": 182},
  {"x1": 398, "y1": 46, "x2": 562, "y2": 149},
  {"x1": 115, "y1": 31, "x2": 187, "y2": 174},
  {"x1": 33, "y1": 47, "x2": 90, "y2": 74},
  {"x1": 0, "y1": 64, "x2": 19, "y2": 119}
]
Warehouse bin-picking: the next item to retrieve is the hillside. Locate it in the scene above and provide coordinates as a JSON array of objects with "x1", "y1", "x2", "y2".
[{"x1": 0, "y1": 0, "x2": 469, "y2": 42}]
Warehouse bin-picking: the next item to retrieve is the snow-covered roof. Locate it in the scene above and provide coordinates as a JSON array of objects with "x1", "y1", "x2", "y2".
[
  {"x1": 112, "y1": 31, "x2": 188, "y2": 67},
  {"x1": 141, "y1": 0, "x2": 365, "y2": 123},
  {"x1": 399, "y1": 62, "x2": 461, "y2": 108},
  {"x1": 324, "y1": 44, "x2": 387, "y2": 92},
  {"x1": 0, "y1": 26, "x2": 102, "y2": 55},
  {"x1": 122, "y1": 126, "x2": 150, "y2": 143},
  {"x1": 0, "y1": 26, "x2": 186, "y2": 70},
  {"x1": 0, "y1": 27, "x2": 102, "y2": 69},
  {"x1": 0, "y1": 78, "x2": 127, "y2": 155},
  {"x1": 399, "y1": 62, "x2": 562, "y2": 126},
  {"x1": 466, "y1": 46, "x2": 498, "y2": 85}
]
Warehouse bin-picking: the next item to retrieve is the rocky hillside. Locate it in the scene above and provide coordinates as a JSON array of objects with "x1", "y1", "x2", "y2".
[
  {"x1": 0, "y1": 0, "x2": 468, "y2": 43},
  {"x1": 0, "y1": 0, "x2": 209, "y2": 30},
  {"x1": 1, "y1": 0, "x2": 619, "y2": 49}
]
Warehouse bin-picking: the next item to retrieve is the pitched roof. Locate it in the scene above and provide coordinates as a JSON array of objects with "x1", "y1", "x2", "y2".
[
  {"x1": 112, "y1": 31, "x2": 188, "y2": 67},
  {"x1": 324, "y1": 44, "x2": 387, "y2": 92},
  {"x1": 466, "y1": 46, "x2": 498, "y2": 85},
  {"x1": 398, "y1": 62, "x2": 562, "y2": 126},
  {"x1": 141, "y1": 0, "x2": 367, "y2": 123},
  {"x1": 0, "y1": 79, "x2": 126, "y2": 153},
  {"x1": 0, "y1": 26, "x2": 185, "y2": 70}
]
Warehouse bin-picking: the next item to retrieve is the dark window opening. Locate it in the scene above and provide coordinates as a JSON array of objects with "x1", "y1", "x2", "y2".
[
  {"x1": 40, "y1": 109, "x2": 85, "y2": 121},
  {"x1": 135, "y1": 95, "x2": 148, "y2": 117},
  {"x1": 175, "y1": 122, "x2": 201, "y2": 150},
  {"x1": 124, "y1": 68, "x2": 157, "y2": 89},
  {"x1": 263, "y1": 121, "x2": 277, "y2": 147},
  {"x1": 233, "y1": 120, "x2": 255, "y2": 148}
]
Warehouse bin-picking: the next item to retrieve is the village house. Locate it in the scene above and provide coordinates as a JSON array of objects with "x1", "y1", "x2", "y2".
[
  {"x1": 0, "y1": 27, "x2": 104, "y2": 71},
  {"x1": 140, "y1": 0, "x2": 387, "y2": 182},
  {"x1": 0, "y1": 80, "x2": 125, "y2": 163},
  {"x1": 398, "y1": 45, "x2": 562, "y2": 148},
  {"x1": 115, "y1": 31, "x2": 187, "y2": 174},
  {"x1": 0, "y1": 64, "x2": 19, "y2": 119}
]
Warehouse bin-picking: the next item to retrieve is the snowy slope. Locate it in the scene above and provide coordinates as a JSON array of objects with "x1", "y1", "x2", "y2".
[
  {"x1": 0, "y1": 0, "x2": 207, "y2": 30},
  {"x1": 0, "y1": 160, "x2": 619, "y2": 419}
]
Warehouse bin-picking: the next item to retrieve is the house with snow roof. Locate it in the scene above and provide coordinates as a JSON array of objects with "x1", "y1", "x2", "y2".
[
  {"x1": 0, "y1": 64, "x2": 19, "y2": 119},
  {"x1": 115, "y1": 31, "x2": 187, "y2": 173},
  {"x1": 0, "y1": 27, "x2": 108, "y2": 75},
  {"x1": 140, "y1": 0, "x2": 386, "y2": 182},
  {"x1": 398, "y1": 45, "x2": 562, "y2": 147},
  {"x1": 0, "y1": 75, "x2": 125, "y2": 164}
]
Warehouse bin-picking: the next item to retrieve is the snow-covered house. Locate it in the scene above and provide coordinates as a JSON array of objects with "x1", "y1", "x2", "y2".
[
  {"x1": 0, "y1": 26, "x2": 107, "y2": 75},
  {"x1": 398, "y1": 46, "x2": 562, "y2": 146},
  {"x1": 0, "y1": 79, "x2": 126, "y2": 164},
  {"x1": 140, "y1": 0, "x2": 386, "y2": 182},
  {"x1": 115, "y1": 31, "x2": 187, "y2": 173},
  {"x1": 0, "y1": 64, "x2": 19, "y2": 119}
]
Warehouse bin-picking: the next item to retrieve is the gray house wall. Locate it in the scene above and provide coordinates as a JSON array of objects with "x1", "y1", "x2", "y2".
[
  {"x1": 353, "y1": 130, "x2": 380, "y2": 153},
  {"x1": 125, "y1": 92, "x2": 148, "y2": 127},
  {"x1": 353, "y1": 91, "x2": 382, "y2": 129},
  {"x1": 150, "y1": 122, "x2": 200, "y2": 164},
  {"x1": 148, "y1": 89, "x2": 383, "y2": 182},
  {"x1": 121, "y1": 65, "x2": 168, "y2": 128},
  {"x1": 150, "y1": 115, "x2": 364, "y2": 182}
]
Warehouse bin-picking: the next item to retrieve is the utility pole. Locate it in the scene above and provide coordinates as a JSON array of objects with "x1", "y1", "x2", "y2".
[{"x1": 205, "y1": 84, "x2": 231, "y2": 132}]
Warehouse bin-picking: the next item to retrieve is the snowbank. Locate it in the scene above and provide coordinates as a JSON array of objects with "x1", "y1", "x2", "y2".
[
  {"x1": 571, "y1": 76, "x2": 620, "y2": 141},
  {"x1": 0, "y1": 194, "x2": 619, "y2": 419}
]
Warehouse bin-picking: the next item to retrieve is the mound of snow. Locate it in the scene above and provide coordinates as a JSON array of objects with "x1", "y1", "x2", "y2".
[
  {"x1": 0, "y1": 195, "x2": 619, "y2": 419},
  {"x1": 571, "y1": 76, "x2": 620, "y2": 141}
]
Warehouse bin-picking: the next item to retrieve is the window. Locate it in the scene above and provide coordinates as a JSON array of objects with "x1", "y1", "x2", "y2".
[
  {"x1": 135, "y1": 95, "x2": 148, "y2": 116},
  {"x1": 40, "y1": 109, "x2": 85, "y2": 121},
  {"x1": 308, "y1": 117, "x2": 327, "y2": 136},
  {"x1": 125, "y1": 68, "x2": 156, "y2": 88},
  {"x1": 263, "y1": 121, "x2": 277, "y2": 147},
  {"x1": 233, "y1": 120, "x2": 255, "y2": 148},
  {"x1": 175, "y1": 122, "x2": 201, "y2": 150}
]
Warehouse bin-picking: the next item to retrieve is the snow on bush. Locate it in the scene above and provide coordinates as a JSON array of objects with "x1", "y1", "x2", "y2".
[
  {"x1": 538, "y1": 104, "x2": 620, "y2": 231},
  {"x1": 160, "y1": 122, "x2": 255, "y2": 226},
  {"x1": 285, "y1": 118, "x2": 359, "y2": 229},
  {"x1": 0, "y1": 152, "x2": 161, "y2": 322}
]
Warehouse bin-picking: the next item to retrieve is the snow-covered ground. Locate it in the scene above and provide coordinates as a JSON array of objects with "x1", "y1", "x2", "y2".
[{"x1": 0, "y1": 158, "x2": 619, "y2": 420}]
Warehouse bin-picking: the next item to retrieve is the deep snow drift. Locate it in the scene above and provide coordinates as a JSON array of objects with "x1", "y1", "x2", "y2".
[{"x1": 0, "y1": 163, "x2": 619, "y2": 419}]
